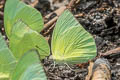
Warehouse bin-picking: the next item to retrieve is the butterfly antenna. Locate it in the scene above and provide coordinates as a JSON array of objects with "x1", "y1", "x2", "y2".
[
  {"x1": 64, "y1": 63, "x2": 74, "y2": 71},
  {"x1": 53, "y1": 61, "x2": 56, "y2": 70},
  {"x1": 48, "y1": 61, "x2": 56, "y2": 71}
]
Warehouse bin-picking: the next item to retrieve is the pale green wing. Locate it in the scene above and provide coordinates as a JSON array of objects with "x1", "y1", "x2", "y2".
[
  {"x1": 0, "y1": 33, "x2": 16, "y2": 80},
  {"x1": 4, "y1": 0, "x2": 19, "y2": 38},
  {"x1": 11, "y1": 50, "x2": 47, "y2": 80},
  {"x1": 52, "y1": 10, "x2": 80, "y2": 54},
  {"x1": 52, "y1": 26, "x2": 96, "y2": 64},
  {"x1": 9, "y1": 21, "x2": 50, "y2": 60},
  {"x1": 0, "y1": 35, "x2": 7, "y2": 50},
  {"x1": 4, "y1": 0, "x2": 43, "y2": 38},
  {"x1": 19, "y1": 64, "x2": 47, "y2": 80},
  {"x1": 52, "y1": 10, "x2": 97, "y2": 64}
]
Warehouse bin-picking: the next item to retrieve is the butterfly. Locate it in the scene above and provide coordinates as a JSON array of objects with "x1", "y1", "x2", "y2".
[{"x1": 51, "y1": 10, "x2": 97, "y2": 64}]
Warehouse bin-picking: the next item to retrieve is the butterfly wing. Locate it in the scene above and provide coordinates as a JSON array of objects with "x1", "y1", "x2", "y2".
[
  {"x1": 9, "y1": 20, "x2": 50, "y2": 60},
  {"x1": 4, "y1": 0, "x2": 43, "y2": 38},
  {"x1": 52, "y1": 10, "x2": 97, "y2": 64}
]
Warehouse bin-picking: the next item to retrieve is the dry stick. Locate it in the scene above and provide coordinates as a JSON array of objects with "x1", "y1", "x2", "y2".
[
  {"x1": 44, "y1": 23, "x2": 56, "y2": 36},
  {"x1": 42, "y1": 12, "x2": 84, "y2": 35},
  {"x1": 44, "y1": 0, "x2": 76, "y2": 19},
  {"x1": 85, "y1": 62, "x2": 94, "y2": 80},
  {"x1": 30, "y1": 0, "x2": 39, "y2": 7},
  {"x1": 44, "y1": 16, "x2": 58, "y2": 30},
  {"x1": 42, "y1": 0, "x2": 77, "y2": 33},
  {"x1": 42, "y1": 14, "x2": 84, "y2": 36},
  {"x1": 100, "y1": 47, "x2": 120, "y2": 56},
  {"x1": 75, "y1": 13, "x2": 84, "y2": 18},
  {"x1": 67, "y1": 0, "x2": 76, "y2": 9},
  {"x1": 0, "y1": 5, "x2": 3, "y2": 9},
  {"x1": 41, "y1": 6, "x2": 66, "y2": 33},
  {"x1": 44, "y1": 6, "x2": 66, "y2": 19}
]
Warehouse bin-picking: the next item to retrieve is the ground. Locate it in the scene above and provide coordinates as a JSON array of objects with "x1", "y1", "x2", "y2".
[{"x1": 0, "y1": 0, "x2": 120, "y2": 80}]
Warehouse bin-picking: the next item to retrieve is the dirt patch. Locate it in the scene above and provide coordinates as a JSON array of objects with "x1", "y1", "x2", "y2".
[{"x1": 0, "y1": 0, "x2": 120, "y2": 80}]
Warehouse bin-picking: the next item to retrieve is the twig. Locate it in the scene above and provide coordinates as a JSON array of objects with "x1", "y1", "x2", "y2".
[
  {"x1": 42, "y1": 12, "x2": 84, "y2": 34},
  {"x1": 100, "y1": 47, "x2": 120, "y2": 56},
  {"x1": 42, "y1": 6, "x2": 66, "y2": 33},
  {"x1": 0, "y1": 5, "x2": 3, "y2": 9},
  {"x1": 42, "y1": 13, "x2": 84, "y2": 36},
  {"x1": 85, "y1": 61, "x2": 94, "y2": 80},
  {"x1": 43, "y1": 0, "x2": 78, "y2": 31},
  {"x1": 44, "y1": 6, "x2": 66, "y2": 19},
  {"x1": 67, "y1": 0, "x2": 76, "y2": 9},
  {"x1": 30, "y1": 0, "x2": 39, "y2": 7},
  {"x1": 42, "y1": 0, "x2": 80, "y2": 35},
  {"x1": 43, "y1": 23, "x2": 56, "y2": 36},
  {"x1": 75, "y1": 13, "x2": 84, "y2": 17},
  {"x1": 42, "y1": 16, "x2": 57, "y2": 34},
  {"x1": 44, "y1": 16, "x2": 58, "y2": 30}
]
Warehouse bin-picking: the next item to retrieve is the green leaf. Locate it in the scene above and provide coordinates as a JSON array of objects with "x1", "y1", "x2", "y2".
[
  {"x1": 4, "y1": 0, "x2": 43, "y2": 38},
  {"x1": 0, "y1": 33, "x2": 16, "y2": 80},
  {"x1": 9, "y1": 20, "x2": 50, "y2": 60},
  {"x1": 11, "y1": 50, "x2": 47, "y2": 80},
  {"x1": 52, "y1": 10, "x2": 97, "y2": 64}
]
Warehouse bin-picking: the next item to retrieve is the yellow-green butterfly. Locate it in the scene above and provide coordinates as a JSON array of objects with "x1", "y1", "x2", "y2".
[
  {"x1": 4, "y1": 0, "x2": 43, "y2": 38},
  {"x1": 51, "y1": 10, "x2": 97, "y2": 64}
]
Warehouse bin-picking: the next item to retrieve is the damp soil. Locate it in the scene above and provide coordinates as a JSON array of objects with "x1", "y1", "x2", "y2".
[{"x1": 0, "y1": 0, "x2": 120, "y2": 80}]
